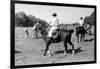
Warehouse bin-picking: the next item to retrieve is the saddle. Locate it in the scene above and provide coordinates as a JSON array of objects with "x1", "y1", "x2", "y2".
[{"x1": 52, "y1": 29, "x2": 60, "y2": 39}]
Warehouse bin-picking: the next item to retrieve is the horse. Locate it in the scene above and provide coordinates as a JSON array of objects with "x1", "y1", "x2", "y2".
[
  {"x1": 32, "y1": 22, "x2": 50, "y2": 39},
  {"x1": 34, "y1": 23, "x2": 75, "y2": 56},
  {"x1": 75, "y1": 26, "x2": 88, "y2": 43},
  {"x1": 32, "y1": 23, "x2": 40, "y2": 39}
]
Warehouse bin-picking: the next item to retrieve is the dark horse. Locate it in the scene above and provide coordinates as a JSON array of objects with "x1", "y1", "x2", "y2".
[
  {"x1": 76, "y1": 26, "x2": 88, "y2": 43},
  {"x1": 34, "y1": 23, "x2": 75, "y2": 56}
]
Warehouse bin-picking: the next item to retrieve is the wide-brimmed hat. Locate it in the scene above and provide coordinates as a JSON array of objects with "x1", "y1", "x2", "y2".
[
  {"x1": 80, "y1": 17, "x2": 83, "y2": 19},
  {"x1": 52, "y1": 13, "x2": 57, "y2": 16}
]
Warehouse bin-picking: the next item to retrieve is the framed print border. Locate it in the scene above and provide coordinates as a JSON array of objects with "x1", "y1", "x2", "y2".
[{"x1": 10, "y1": 0, "x2": 97, "y2": 69}]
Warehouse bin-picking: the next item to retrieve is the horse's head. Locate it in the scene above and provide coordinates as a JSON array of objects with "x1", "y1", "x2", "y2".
[{"x1": 35, "y1": 23, "x2": 49, "y2": 36}]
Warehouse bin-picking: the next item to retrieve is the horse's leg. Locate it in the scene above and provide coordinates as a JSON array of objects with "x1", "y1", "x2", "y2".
[
  {"x1": 25, "y1": 32, "x2": 29, "y2": 39},
  {"x1": 36, "y1": 31, "x2": 38, "y2": 39},
  {"x1": 63, "y1": 41, "x2": 68, "y2": 55},
  {"x1": 32, "y1": 31, "x2": 35, "y2": 38},
  {"x1": 33, "y1": 31, "x2": 36, "y2": 39},
  {"x1": 83, "y1": 34, "x2": 85, "y2": 41},
  {"x1": 25, "y1": 33, "x2": 27, "y2": 39},
  {"x1": 68, "y1": 41, "x2": 75, "y2": 55},
  {"x1": 78, "y1": 35, "x2": 80, "y2": 43},
  {"x1": 80, "y1": 34, "x2": 83, "y2": 42},
  {"x1": 89, "y1": 25, "x2": 92, "y2": 34},
  {"x1": 89, "y1": 29, "x2": 91, "y2": 35},
  {"x1": 32, "y1": 34, "x2": 34, "y2": 39},
  {"x1": 77, "y1": 35, "x2": 79, "y2": 43},
  {"x1": 76, "y1": 33, "x2": 79, "y2": 43},
  {"x1": 80, "y1": 34, "x2": 82, "y2": 42},
  {"x1": 44, "y1": 41, "x2": 51, "y2": 56},
  {"x1": 81, "y1": 33, "x2": 85, "y2": 42}
]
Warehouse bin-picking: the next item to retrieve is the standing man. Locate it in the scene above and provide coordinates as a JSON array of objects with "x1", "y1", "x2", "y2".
[
  {"x1": 25, "y1": 27, "x2": 29, "y2": 39},
  {"x1": 48, "y1": 13, "x2": 59, "y2": 39}
]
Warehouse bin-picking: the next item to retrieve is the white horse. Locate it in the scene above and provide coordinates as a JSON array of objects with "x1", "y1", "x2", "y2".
[{"x1": 32, "y1": 22, "x2": 39, "y2": 39}]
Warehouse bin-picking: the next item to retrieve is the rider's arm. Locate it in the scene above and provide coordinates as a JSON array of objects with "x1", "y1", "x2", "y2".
[
  {"x1": 56, "y1": 18, "x2": 59, "y2": 26},
  {"x1": 50, "y1": 18, "x2": 55, "y2": 26}
]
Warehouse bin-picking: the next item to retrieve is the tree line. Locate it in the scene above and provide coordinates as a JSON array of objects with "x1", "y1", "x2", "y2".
[
  {"x1": 84, "y1": 11, "x2": 95, "y2": 25},
  {"x1": 15, "y1": 12, "x2": 48, "y2": 27},
  {"x1": 15, "y1": 11, "x2": 95, "y2": 27}
]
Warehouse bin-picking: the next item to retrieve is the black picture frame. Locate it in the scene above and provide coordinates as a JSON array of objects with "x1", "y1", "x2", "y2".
[{"x1": 10, "y1": 0, "x2": 97, "y2": 69}]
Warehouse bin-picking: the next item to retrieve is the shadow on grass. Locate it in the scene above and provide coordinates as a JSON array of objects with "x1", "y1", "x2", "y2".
[
  {"x1": 84, "y1": 38, "x2": 94, "y2": 42},
  {"x1": 15, "y1": 50, "x2": 22, "y2": 53},
  {"x1": 54, "y1": 47, "x2": 84, "y2": 55}
]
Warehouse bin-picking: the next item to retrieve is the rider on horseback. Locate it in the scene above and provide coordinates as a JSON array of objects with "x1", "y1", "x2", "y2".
[
  {"x1": 48, "y1": 13, "x2": 60, "y2": 40},
  {"x1": 79, "y1": 17, "x2": 84, "y2": 27},
  {"x1": 77, "y1": 17, "x2": 85, "y2": 30}
]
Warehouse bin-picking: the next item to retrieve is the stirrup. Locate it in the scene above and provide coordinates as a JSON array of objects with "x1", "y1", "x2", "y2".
[{"x1": 52, "y1": 31, "x2": 58, "y2": 39}]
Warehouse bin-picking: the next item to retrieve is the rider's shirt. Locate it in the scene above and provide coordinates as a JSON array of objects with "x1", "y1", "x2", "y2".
[
  {"x1": 50, "y1": 17, "x2": 59, "y2": 27},
  {"x1": 79, "y1": 19, "x2": 84, "y2": 26}
]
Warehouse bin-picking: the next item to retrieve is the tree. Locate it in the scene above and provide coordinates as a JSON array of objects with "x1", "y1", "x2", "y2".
[
  {"x1": 15, "y1": 12, "x2": 33, "y2": 27},
  {"x1": 28, "y1": 15, "x2": 37, "y2": 26},
  {"x1": 15, "y1": 12, "x2": 27, "y2": 27},
  {"x1": 84, "y1": 11, "x2": 95, "y2": 25},
  {"x1": 15, "y1": 12, "x2": 48, "y2": 27},
  {"x1": 39, "y1": 19, "x2": 48, "y2": 27}
]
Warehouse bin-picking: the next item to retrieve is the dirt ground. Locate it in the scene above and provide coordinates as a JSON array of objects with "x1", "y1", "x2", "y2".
[{"x1": 15, "y1": 27, "x2": 95, "y2": 66}]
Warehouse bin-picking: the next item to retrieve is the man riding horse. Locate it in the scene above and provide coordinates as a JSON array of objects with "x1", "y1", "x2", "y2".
[
  {"x1": 76, "y1": 17, "x2": 87, "y2": 42},
  {"x1": 79, "y1": 17, "x2": 84, "y2": 27},
  {"x1": 32, "y1": 13, "x2": 75, "y2": 56},
  {"x1": 48, "y1": 13, "x2": 60, "y2": 41}
]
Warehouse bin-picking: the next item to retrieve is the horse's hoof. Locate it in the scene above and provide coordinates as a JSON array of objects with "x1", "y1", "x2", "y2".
[
  {"x1": 47, "y1": 50, "x2": 51, "y2": 56},
  {"x1": 44, "y1": 54, "x2": 46, "y2": 56},
  {"x1": 44, "y1": 54, "x2": 52, "y2": 57},
  {"x1": 64, "y1": 51, "x2": 67, "y2": 56},
  {"x1": 48, "y1": 54, "x2": 51, "y2": 57},
  {"x1": 72, "y1": 50, "x2": 75, "y2": 56},
  {"x1": 48, "y1": 53, "x2": 51, "y2": 56}
]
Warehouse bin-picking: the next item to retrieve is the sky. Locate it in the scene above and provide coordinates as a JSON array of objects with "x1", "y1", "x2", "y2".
[{"x1": 15, "y1": 3, "x2": 94, "y2": 24}]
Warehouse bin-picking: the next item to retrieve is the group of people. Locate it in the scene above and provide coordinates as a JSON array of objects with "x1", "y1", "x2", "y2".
[{"x1": 25, "y1": 13, "x2": 85, "y2": 39}]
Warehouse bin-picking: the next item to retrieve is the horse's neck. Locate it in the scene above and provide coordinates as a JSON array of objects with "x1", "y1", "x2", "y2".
[{"x1": 40, "y1": 27, "x2": 47, "y2": 35}]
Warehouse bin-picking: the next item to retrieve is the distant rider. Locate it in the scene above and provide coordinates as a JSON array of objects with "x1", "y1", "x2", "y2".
[{"x1": 79, "y1": 17, "x2": 84, "y2": 27}]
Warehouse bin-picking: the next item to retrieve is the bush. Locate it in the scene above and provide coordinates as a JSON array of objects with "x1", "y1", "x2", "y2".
[
  {"x1": 15, "y1": 12, "x2": 48, "y2": 27},
  {"x1": 84, "y1": 11, "x2": 95, "y2": 25}
]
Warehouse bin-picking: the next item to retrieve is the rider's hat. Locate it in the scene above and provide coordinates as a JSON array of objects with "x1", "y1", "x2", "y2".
[
  {"x1": 80, "y1": 17, "x2": 83, "y2": 20},
  {"x1": 52, "y1": 13, "x2": 57, "y2": 16}
]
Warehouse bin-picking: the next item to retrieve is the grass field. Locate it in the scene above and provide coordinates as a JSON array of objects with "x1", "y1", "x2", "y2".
[{"x1": 15, "y1": 26, "x2": 95, "y2": 66}]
